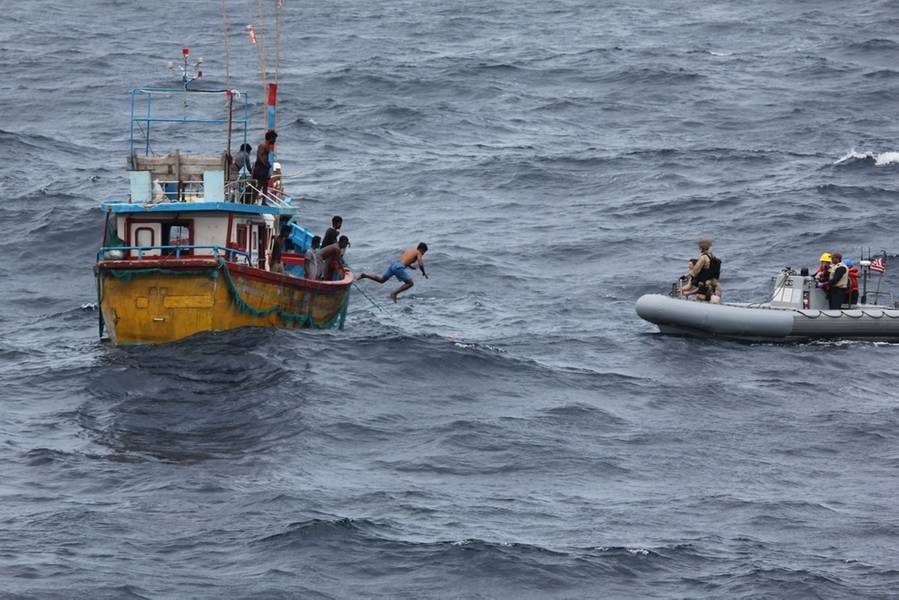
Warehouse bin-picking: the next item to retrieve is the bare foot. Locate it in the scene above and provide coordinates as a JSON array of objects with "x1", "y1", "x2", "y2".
[{"x1": 389, "y1": 292, "x2": 398, "y2": 303}]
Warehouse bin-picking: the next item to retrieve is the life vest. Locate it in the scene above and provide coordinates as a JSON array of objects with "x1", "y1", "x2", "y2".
[
  {"x1": 829, "y1": 263, "x2": 850, "y2": 289},
  {"x1": 693, "y1": 252, "x2": 721, "y2": 285},
  {"x1": 848, "y1": 266, "x2": 859, "y2": 292},
  {"x1": 815, "y1": 264, "x2": 831, "y2": 290}
]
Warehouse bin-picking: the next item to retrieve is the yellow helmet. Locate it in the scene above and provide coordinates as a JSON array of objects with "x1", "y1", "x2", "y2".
[{"x1": 819, "y1": 252, "x2": 832, "y2": 263}]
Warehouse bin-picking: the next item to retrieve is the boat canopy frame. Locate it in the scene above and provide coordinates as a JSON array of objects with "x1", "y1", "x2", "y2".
[{"x1": 128, "y1": 87, "x2": 250, "y2": 160}]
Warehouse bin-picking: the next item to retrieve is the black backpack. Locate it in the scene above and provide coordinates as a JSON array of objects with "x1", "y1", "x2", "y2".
[{"x1": 708, "y1": 254, "x2": 722, "y2": 279}]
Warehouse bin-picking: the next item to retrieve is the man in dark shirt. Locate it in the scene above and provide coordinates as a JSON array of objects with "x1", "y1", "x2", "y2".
[
  {"x1": 252, "y1": 129, "x2": 278, "y2": 195},
  {"x1": 321, "y1": 215, "x2": 342, "y2": 248},
  {"x1": 269, "y1": 226, "x2": 289, "y2": 274}
]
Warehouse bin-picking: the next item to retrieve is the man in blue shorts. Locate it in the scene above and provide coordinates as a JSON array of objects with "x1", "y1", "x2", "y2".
[{"x1": 357, "y1": 243, "x2": 429, "y2": 302}]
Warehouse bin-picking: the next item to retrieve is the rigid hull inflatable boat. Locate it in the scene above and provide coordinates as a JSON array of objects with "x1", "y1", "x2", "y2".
[{"x1": 636, "y1": 269, "x2": 899, "y2": 341}]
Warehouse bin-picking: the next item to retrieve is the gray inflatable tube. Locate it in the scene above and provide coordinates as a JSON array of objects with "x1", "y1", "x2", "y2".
[{"x1": 635, "y1": 294, "x2": 899, "y2": 341}]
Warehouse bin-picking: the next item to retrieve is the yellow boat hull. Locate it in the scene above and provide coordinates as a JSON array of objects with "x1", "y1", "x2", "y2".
[{"x1": 96, "y1": 257, "x2": 350, "y2": 345}]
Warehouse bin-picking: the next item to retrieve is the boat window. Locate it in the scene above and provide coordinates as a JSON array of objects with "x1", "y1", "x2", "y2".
[
  {"x1": 134, "y1": 227, "x2": 155, "y2": 248},
  {"x1": 162, "y1": 222, "x2": 193, "y2": 256},
  {"x1": 236, "y1": 225, "x2": 248, "y2": 250}
]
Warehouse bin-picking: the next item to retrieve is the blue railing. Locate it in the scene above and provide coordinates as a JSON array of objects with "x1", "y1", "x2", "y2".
[
  {"x1": 97, "y1": 244, "x2": 252, "y2": 264},
  {"x1": 129, "y1": 87, "x2": 250, "y2": 158}
]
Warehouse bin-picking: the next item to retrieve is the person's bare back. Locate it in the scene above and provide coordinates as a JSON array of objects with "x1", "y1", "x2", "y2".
[
  {"x1": 399, "y1": 247, "x2": 425, "y2": 271},
  {"x1": 356, "y1": 242, "x2": 430, "y2": 302}
]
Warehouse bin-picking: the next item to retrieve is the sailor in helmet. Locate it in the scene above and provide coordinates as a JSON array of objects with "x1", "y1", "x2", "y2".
[{"x1": 814, "y1": 252, "x2": 832, "y2": 290}]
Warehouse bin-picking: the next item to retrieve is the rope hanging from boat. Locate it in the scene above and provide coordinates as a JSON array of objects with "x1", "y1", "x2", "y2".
[
  {"x1": 214, "y1": 257, "x2": 349, "y2": 329},
  {"x1": 747, "y1": 273, "x2": 791, "y2": 308},
  {"x1": 245, "y1": 1, "x2": 284, "y2": 128},
  {"x1": 101, "y1": 267, "x2": 220, "y2": 282},
  {"x1": 220, "y1": 0, "x2": 232, "y2": 89},
  {"x1": 97, "y1": 258, "x2": 349, "y2": 330},
  {"x1": 256, "y1": 0, "x2": 268, "y2": 126},
  {"x1": 274, "y1": 0, "x2": 282, "y2": 85}
]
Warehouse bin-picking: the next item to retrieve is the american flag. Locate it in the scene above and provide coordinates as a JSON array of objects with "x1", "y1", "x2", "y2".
[{"x1": 870, "y1": 255, "x2": 887, "y2": 273}]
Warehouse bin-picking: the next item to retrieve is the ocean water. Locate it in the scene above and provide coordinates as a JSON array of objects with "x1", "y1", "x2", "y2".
[{"x1": 2, "y1": 1, "x2": 899, "y2": 598}]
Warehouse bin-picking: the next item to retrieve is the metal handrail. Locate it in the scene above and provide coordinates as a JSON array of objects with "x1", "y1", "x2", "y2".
[
  {"x1": 124, "y1": 178, "x2": 294, "y2": 207},
  {"x1": 129, "y1": 87, "x2": 250, "y2": 158},
  {"x1": 238, "y1": 180, "x2": 293, "y2": 208},
  {"x1": 97, "y1": 244, "x2": 251, "y2": 265}
]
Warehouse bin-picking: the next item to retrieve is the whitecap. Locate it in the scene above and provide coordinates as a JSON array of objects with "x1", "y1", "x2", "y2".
[
  {"x1": 834, "y1": 148, "x2": 899, "y2": 166},
  {"x1": 833, "y1": 148, "x2": 871, "y2": 164},
  {"x1": 874, "y1": 151, "x2": 899, "y2": 165}
]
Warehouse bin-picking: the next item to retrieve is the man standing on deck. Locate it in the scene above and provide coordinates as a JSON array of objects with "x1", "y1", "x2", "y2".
[
  {"x1": 357, "y1": 243, "x2": 429, "y2": 302},
  {"x1": 827, "y1": 252, "x2": 850, "y2": 309},
  {"x1": 269, "y1": 226, "x2": 289, "y2": 274},
  {"x1": 252, "y1": 129, "x2": 278, "y2": 197},
  {"x1": 321, "y1": 215, "x2": 342, "y2": 248},
  {"x1": 304, "y1": 236, "x2": 322, "y2": 280}
]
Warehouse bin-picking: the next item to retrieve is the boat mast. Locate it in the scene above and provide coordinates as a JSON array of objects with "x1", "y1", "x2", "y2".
[
  {"x1": 269, "y1": 0, "x2": 282, "y2": 131},
  {"x1": 221, "y1": 0, "x2": 234, "y2": 176},
  {"x1": 169, "y1": 47, "x2": 203, "y2": 89},
  {"x1": 246, "y1": 1, "x2": 283, "y2": 175}
]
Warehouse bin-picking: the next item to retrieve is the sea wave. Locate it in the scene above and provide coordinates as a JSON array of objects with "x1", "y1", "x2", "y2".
[{"x1": 833, "y1": 149, "x2": 899, "y2": 167}]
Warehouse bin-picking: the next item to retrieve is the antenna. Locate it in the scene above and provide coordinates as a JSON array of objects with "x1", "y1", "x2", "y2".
[{"x1": 168, "y1": 47, "x2": 204, "y2": 89}]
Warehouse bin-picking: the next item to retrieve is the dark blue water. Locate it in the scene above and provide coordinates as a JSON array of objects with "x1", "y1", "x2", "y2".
[{"x1": 2, "y1": 1, "x2": 899, "y2": 597}]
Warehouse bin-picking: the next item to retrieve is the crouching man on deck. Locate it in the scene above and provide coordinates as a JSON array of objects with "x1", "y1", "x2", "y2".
[{"x1": 356, "y1": 243, "x2": 429, "y2": 302}]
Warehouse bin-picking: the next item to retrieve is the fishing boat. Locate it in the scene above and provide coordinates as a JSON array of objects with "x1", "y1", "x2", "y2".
[
  {"x1": 94, "y1": 59, "x2": 351, "y2": 345},
  {"x1": 636, "y1": 262, "x2": 899, "y2": 342}
]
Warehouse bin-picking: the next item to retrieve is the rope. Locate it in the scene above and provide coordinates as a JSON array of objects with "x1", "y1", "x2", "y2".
[
  {"x1": 748, "y1": 273, "x2": 790, "y2": 308},
  {"x1": 217, "y1": 257, "x2": 349, "y2": 328},
  {"x1": 134, "y1": 119, "x2": 155, "y2": 155},
  {"x1": 102, "y1": 266, "x2": 220, "y2": 282},
  {"x1": 96, "y1": 275, "x2": 105, "y2": 338},
  {"x1": 342, "y1": 259, "x2": 384, "y2": 312},
  {"x1": 352, "y1": 281, "x2": 384, "y2": 312},
  {"x1": 275, "y1": 0, "x2": 282, "y2": 85},
  {"x1": 220, "y1": 0, "x2": 231, "y2": 89},
  {"x1": 257, "y1": 0, "x2": 268, "y2": 128}
]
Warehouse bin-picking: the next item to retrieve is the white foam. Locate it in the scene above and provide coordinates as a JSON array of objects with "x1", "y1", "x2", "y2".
[
  {"x1": 834, "y1": 148, "x2": 870, "y2": 164},
  {"x1": 874, "y1": 151, "x2": 899, "y2": 165},
  {"x1": 834, "y1": 148, "x2": 899, "y2": 166}
]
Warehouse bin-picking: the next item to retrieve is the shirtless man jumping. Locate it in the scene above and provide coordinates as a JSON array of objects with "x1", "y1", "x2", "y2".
[{"x1": 357, "y1": 243, "x2": 429, "y2": 302}]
